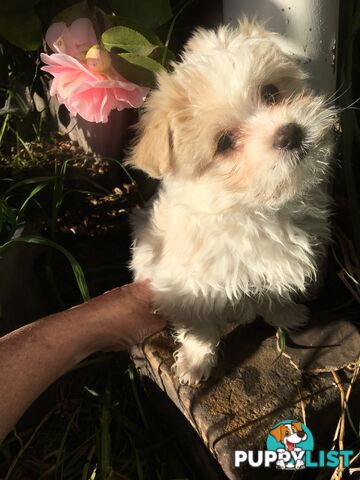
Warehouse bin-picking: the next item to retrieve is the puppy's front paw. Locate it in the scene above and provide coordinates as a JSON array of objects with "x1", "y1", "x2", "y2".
[{"x1": 172, "y1": 347, "x2": 217, "y2": 386}]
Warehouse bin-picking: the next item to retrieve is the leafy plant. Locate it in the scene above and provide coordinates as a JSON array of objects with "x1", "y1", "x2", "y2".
[
  {"x1": 0, "y1": 86, "x2": 32, "y2": 158},
  {"x1": 0, "y1": 0, "x2": 178, "y2": 87},
  {"x1": 0, "y1": 172, "x2": 91, "y2": 301},
  {"x1": 99, "y1": 8, "x2": 174, "y2": 83},
  {"x1": 0, "y1": 0, "x2": 42, "y2": 51}
]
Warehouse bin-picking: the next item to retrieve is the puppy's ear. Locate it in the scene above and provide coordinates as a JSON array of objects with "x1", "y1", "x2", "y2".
[
  {"x1": 270, "y1": 425, "x2": 285, "y2": 442},
  {"x1": 126, "y1": 95, "x2": 174, "y2": 179},
  {"x1": 292, "y1": 422, "x2": 302, "y2": 432},
  {"x1": 238, "y1": 17, "x2": 269, "y2": 38}
]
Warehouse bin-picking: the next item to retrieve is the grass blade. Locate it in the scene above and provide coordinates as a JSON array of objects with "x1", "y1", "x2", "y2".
[
  {"x1": 0, "y1": 113, "x2": 9, "y2": 145},
  {"x1": 3, "y1": 176, "x2": 55, "y2": 197},
  {"x1": 127, "y1": 365, "x2": 149, "y2": 431},
  {"x1": 161, "y1": 0, "x2": 193, "y2": 66},
  {"x1": 0, "y1": 235, "x2": 90, "y2": 301},
  {"x1": 16, "y1": 183, "x2": 48, "y2": 221}
]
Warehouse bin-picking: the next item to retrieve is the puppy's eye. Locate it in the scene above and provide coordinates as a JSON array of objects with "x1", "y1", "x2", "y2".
[
  {"x1": 261, "y1": 84, "x2": 280, "y2": 105},
  {"x1": 216, "y1": 133, "x2": 234, "y2": 153}
]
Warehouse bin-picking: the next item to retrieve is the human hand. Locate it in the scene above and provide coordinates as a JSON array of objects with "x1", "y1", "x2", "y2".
[
  {"x1": 0, "y1": 280, "x2": 164, "y2": 442},
  {"x1": 71, "y1": 280, "x2": 166, "y2": 354}
]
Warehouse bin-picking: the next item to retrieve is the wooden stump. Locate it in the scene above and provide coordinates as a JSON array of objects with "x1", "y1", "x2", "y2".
[{"x1": 132, "y1": 318, "x2": 360, "y2": 479}]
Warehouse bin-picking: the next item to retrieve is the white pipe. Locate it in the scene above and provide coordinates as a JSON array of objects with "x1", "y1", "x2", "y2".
[{"x1": 223, "y1": 0, "x2": 339, "y2": 94}]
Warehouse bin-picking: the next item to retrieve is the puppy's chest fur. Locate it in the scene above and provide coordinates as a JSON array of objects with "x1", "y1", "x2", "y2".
[{"x1": 131, "y1": 185, "x2": 329, "y2": 301}]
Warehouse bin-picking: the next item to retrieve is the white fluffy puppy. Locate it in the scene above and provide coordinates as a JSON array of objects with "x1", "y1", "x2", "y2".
[{"x1": 127, "y1": 20, "x2": 336, "y2": 385}]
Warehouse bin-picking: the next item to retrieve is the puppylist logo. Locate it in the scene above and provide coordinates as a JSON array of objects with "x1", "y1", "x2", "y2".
[
  {"x1": 235, "y1": 420, "x2": 353, "y2": 470},
  {"x1": 266, "y1": 420, "x2": 313, "y2": 470}
]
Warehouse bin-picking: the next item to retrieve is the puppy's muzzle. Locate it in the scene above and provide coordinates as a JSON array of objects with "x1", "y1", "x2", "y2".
[{"x1": 273, "y1": 123, "x2": 304, "y2": 151}]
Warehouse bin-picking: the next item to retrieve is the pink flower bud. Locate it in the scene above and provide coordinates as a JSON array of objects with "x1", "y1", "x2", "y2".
[{"x1": 85, "y1": 44, "x2": 112, "y2": 72}]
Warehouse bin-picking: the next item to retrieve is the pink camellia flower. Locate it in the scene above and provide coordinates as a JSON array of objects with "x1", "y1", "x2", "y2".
[{"x1": 41, "y1": 18, "x2": 148, "y2": 123}]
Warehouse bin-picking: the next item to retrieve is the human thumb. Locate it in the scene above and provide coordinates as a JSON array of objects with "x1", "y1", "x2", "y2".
[{"x1": 126, "y1": 312, "x2": 166, "y2": 349}]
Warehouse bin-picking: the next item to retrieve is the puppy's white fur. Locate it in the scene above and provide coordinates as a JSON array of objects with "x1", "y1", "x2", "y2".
[{"x1": 127, "y1": 21, "x2": 336, "y2": 385}]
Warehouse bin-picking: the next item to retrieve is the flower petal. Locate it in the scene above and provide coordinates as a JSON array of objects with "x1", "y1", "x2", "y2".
[
  {"x1": 67, "y1": 18, "x2": 97, "y2": 59},
  {"x1": 45, "y1": 22, "x2": 67, "y2": 52},
  {"x1": 41, "y1": 52, "x2": 99, "y2": 80}
]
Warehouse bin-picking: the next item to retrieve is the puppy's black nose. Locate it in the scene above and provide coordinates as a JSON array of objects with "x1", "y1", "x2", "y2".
[
  {"x1": 297, "y1": 431, "x2": 306, "y2": 438},
  {"x1": 273, "y1": 123, "x2": 304, "y2": 150}
]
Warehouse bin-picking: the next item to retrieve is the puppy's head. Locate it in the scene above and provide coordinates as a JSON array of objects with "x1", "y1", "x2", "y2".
[
  {"x1": 270, "y1": 422, "x2": 307, "y2": 450},
  {"x1": 127, "y1": 20, "x2": 336, "y2": 208}
]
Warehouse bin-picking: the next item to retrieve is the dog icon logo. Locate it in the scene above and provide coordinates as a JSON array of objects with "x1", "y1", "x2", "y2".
[
  {"x1": 266, "y1": 420, "x2": 314, "y2": 470},
  {"x1": 235, "y1": 419, "x2": 352, "y2": 470}
]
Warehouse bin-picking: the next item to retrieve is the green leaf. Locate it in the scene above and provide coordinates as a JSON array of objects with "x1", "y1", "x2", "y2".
[
  {"x1": 114, "y1": 53, "x2": 164, "y2": 87},
  {"x1": 118, "y1": 53, "x2": 164, "y2": 73},
  {"x1": 102, "y1": 26, "x2": 157, "y2": 56},
  {"x1": 97, "y1": 10, "x2": 163, "y2": 47},
  {"x1": 53, "y1": 0, "x2": 91, "y2": 25},
  {"x1": 278, "y1": 328, "x2": 286, "y2": 354},
  {"x1": 109, "y1": 0, "x2": 172, "y2": 29},
  {"x1": 0, "y1": 10, "x2": 41, "y2": 50}
]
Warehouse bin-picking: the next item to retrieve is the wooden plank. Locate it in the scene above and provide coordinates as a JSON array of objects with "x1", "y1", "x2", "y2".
[{"x1": 132, "y1": 320, "x2": 357, "y2": 479}]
